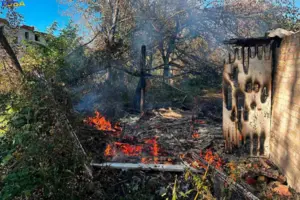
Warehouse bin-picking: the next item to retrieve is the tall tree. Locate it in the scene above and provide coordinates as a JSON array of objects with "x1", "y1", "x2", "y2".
[{"x1": 62, "y1": 0, "x2": 299, "y2": 82}]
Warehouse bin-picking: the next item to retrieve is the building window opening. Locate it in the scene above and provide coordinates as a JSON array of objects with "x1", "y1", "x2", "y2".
[
  {"x1": 25, "y1": 32, "x2": 29, "y2": 40},
  {"x1": 35, "y1": 34, "x2": 40, "y2": 41}
]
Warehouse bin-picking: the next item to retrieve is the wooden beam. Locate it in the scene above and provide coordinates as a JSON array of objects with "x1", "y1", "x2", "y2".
[{"x1": 223, "y1": 37, "x2": 280, "y2": 46}]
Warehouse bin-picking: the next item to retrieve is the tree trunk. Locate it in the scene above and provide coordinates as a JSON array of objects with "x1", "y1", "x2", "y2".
[
  {"x1": 108, "y1": 0, "x2": 120, "y2": 47},
  {"x1": 105, "y1": 0, "x2": 120, "y2": 82},
  {"x1": 163, "y1": 56, "x2": 170, "y2": 79},
  {"x1": 162, "y1": 15, "x2": 180, "y2": 84}
]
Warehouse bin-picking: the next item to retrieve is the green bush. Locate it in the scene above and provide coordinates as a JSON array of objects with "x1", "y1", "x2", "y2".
[{"x1": 0, "y1": 81, "x2": 88, "y2": 200}]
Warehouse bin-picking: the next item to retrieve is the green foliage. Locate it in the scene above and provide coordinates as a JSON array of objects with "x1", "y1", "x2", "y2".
[
  {"x1": 20, "y1": 21, "x2": 81, "y2": 81},
  {"x1": 0, "y1": 21, "x2": 93, "y2": 199},
  {"x1": 172, "y1": 176, "x2": 178, "y2": 200},
  {"x1": 184, "y1": 168, "x2": 214, "y2": 200},
  {"x1": 183, "y1": 73, "x2": 222, "y2": 93},
  {"x1": 1, "y1": 168, "x2": 43, "y2": 200},
  {"x1": 0, "y1": 81, "x2": 88, "y2": 200},
  {"x1": 161, "y1": 169, "x2": 214, "y2": 200},
  {"x1": 0, "y1": 106, "x2": 12, "y2": 137}
]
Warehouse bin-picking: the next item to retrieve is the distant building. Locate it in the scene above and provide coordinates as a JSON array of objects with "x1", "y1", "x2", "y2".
[{"x1": 0, "y1": 18, "x2": 47, "y2": 46}]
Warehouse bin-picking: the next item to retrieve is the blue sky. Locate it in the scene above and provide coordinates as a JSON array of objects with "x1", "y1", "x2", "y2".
[
  {"x1": 0, "y1": 0, "x2": 299, "y2": 35},
  {"x1": 0, "y1": 0, "x2": 71, "y2": 33}
]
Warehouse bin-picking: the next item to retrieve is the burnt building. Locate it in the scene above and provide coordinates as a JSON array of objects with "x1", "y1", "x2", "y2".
[{"x1": 223, "y1": 30, "x2": 300, "y2": 192}]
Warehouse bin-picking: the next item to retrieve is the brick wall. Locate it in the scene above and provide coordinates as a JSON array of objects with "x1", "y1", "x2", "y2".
[{"x1": 270, "y1": 32, "x2": 300, "y2": 192}]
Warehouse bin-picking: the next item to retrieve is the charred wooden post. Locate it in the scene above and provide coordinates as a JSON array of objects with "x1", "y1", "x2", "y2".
[
  {"x1": 140, "y1": 45, "x2": 146, "y2": 113},
  {"x1": 134, "y1": 45, "x2": 147, "y2": 113}
]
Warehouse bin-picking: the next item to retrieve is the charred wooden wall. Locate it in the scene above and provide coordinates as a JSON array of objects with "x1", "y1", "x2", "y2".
[
  {"x1": 223, "y1": 32, "x2": 300, "y2": 192},
  {"x1": 270, "y1": 32, "x2": 300, "y2": 192},
  {"x1": 223, "y1": 42, "x2": 273, "y2": 156}
]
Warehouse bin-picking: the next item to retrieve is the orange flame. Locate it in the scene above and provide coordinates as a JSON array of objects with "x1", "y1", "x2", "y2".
[
  {"x1": 104, "y1": 144, "x2": 115, "y2": 157},
  {"x1": 198, "y1": 149, "x2": 223, "y2": 170},
  {"x1": 85, "y1": 111, "x2": 121, "y2": 132},
  {"x1": 114, "y1": 142, "x2": 142, "y2": 156},
  {"x1": 145, "y1": 137, "x2": 159, "y2": 164},
  {"x1": 226, "y1": 162, "x2": 237, "y2": 181},
  {"x1": 194, "y1": 120, "x2": 206, "y2": 124},
  {"x1": 164, "y1": 158, "x2": 173, "y2": 165},
  {"x1": 239, "y1": 134, "x2": 243, "y2": 141},
  {"x1": 192, "y1": 133, "x2": 200, "y2": 139},
  {"x1": 104, "y1": 137, "x2": 161, "y2": 164},
  {"x1": 141, "y1": 157, "x2": 147, "y2": 163}
]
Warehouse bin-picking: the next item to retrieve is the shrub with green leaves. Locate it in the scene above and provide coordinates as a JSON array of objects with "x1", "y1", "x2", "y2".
[{"x1": 0, "y1": 80, "x2": 89, "y2": 200}]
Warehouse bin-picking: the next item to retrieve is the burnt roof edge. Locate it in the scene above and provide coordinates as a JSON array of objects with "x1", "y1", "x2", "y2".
[{"x1": 223, "y1": 36, "x2": 281, "y2": 46}]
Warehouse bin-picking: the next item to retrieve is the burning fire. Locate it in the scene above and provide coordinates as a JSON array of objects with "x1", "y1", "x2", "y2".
[
  {"x1": 104, "y1": 135, "x2": 224, "y2": 169},
  {"x1": 192, "y1": 133, "x2": 200, "y2": 139},
  {"x1": 115, "y1": 142, "x2": 143, "y2": 156},
  {"x1": 104, "y1": 137, "x2": 161, "y2": 164},
  {"x1": 194, "y1": 119, "x2": 206, "y2": 124},
  {"x1": 200, "y1": 149, "x2": 223, "y2": 169},
  {"x1": 104, "y1": 144, "x2": 115, "y2": 157},
  {"x1": 145, "y1": 137, "x2": 159, "y2": 156},
  {"x1": 239, "y1": 134, "x2": 243, "y2": 141},
  {"x1": 141, "y1": 157, "x2": 147, "y2": 163},
  {"x1": 104, "y1": 143, "x2": 142, "y2": 157},
  {"x1": 85, "y1": 111, "x2": 121, "y2": 132},
  {"x1": 189, "y1": 149, "x2": 224, "y2": 170},
  {"x1": 144, "y1": 137, "x2": 159, "y2": 164}
]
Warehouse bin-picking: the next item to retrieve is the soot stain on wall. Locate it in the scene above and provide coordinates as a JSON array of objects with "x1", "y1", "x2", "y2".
[
  {"x1": 230, "y1": 107, "x2": 236, "y2": 122},
  {"x1": 253, "y1": 80, "x2": 261, "y2": 93},
  {"x1": 261, "y1": 83, "x2": 269, "y2": 103},
  {"x1": 223, "y1": 79, "x2": 232, "y2": 110},
  {"x1": 242, "y1": 47, "x2": 250, "y2": 74}
]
